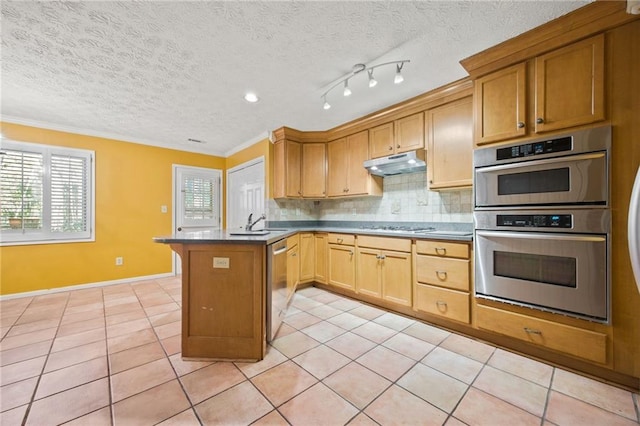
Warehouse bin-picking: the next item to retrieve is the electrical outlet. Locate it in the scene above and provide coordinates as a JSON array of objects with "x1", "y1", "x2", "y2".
[{"x1": 115, "y1": 257, "x2": 123, "y2": 266}]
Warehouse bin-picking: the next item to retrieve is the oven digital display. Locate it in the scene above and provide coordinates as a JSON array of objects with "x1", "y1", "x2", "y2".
[
  {"x1": 497, "y1": 214, "x2": 572, "y2": 228},
  {"x1": 496, "y1": 136, "x2": 572, "y2": 161}
]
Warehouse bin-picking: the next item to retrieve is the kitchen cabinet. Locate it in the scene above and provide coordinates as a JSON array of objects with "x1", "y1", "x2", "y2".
[
  {"x1": 414, "y1": 239, "x2": 471, "y2": 324},
  {"x1": 474, "y1": 34, "x2": 605, "y2": 145},
  {"x1": 273, "y1": 139, "x2": 301, "y2": 198},
  {"x1": 299, "y1": 232, "x2": 315, "y2": 283},
  {"x1": 286, "y1": 234, "x2": 299, "y2": 301},
  {"x1": 301, "y1": 143, "x2": 327, "y2": 198},
  {"x1": 314, "y1": 233, "x2": 328, "y2": 284},
  {"x1": 476, "y1": 304, "x2": 607, "y2": 364},
  {"x1": 328, "y1": 233, "x2": 356, "y2": 291},
  {"x1": 426, "y1": 96, "x2": 473, "y2": 190},
  {"x1": 369, "y1": 112, "x2": 424, "y2": 159},
  {"x1": 327, "y1": 130, "x2": 382, "y2": 198},
  {"x1": 356, "y1": 235, "x2": 412, "y2": 306}
]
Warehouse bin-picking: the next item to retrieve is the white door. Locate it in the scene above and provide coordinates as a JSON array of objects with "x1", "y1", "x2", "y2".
[
  {"x1": 227, "y1": 157, "x2": 265, "y2": 231},
  {"x1": 173, "y1": 165, "x2": 222, "y2": 273}
]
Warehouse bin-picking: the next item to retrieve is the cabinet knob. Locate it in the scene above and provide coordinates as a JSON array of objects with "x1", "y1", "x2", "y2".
[
  {"x1": 396, "y1": 144, "x2": 400, "y2": 149},
  {"x1": 536, "y1": 117, "x2": 544, "y2": 124},
  {"x1": 388, "y1": 146, "x2": 393, "y2": 150},
  {"x1": 517, "y1": 121, "x2": 525, "y2": 128}
]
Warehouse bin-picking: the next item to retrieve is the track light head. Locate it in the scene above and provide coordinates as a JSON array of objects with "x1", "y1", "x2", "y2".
[
  {"x1": 394, "y1": 63, "x2": 404, "y2": 84},
  {"x1": 343, "y1": 80, "x2": 352, "y2": 97},
  {"x1": 368, "y1": 69, "x2": 377, "y2": 88}
]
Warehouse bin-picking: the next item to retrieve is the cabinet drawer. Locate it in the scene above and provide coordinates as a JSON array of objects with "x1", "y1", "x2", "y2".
[
  {"x1": 358, "y1": 235, "x2": 411, "y2": 252},
  {"x1": 415, "y1": 284, "x2": 470, "y2": 324},
  {"x1": 416, "y1": 256, "x2": 469, "y2": 291},
  {"x1": 476, "y1": 305, "x2": 607, "y2": 364},
  {"x1": 287, "y1": 234, "x2": 299, "y2": 248},
  {"x1": 328, "y1": 233, "x2": 355, "y2": 245},
  {"x1": 415, "y1": 240, "x2": 469, "y2": 259}
]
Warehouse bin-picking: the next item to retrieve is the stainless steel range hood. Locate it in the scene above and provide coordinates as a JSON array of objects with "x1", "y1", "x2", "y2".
[{"x1": 363, "y1": 150, "x2": 426, "y2": 177}]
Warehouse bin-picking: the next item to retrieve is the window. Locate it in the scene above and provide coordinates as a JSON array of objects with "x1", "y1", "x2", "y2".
[{"x1": 0, "y1": 140, "x2": 94, "y2": 245}]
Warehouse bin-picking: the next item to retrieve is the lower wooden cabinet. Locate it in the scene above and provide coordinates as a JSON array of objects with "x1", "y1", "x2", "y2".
[
  {"x1": 476, "y1": 304, "x2": 607, "y2": 364},
  {"x1": 299, "y1": 232, "x2": 315, "y2": 282},
  {"x1": 415, "y1": 285, "x2": 470, "y2": 324},
  {"x1": 356, "y1": 235, "x2": 412, "y2": 306},
  {"x1": 328, "y1": 234, "x2": 356, "y2": 290},
  {"x1": 314, "y1": 233, "x2": 328, "y2": 283},
  {"x1": 286, "y1": 235, "x2": 299, "y2": 301},
  {"x1": 413, "y1": 239, "x2": 471, "y2": 324}
]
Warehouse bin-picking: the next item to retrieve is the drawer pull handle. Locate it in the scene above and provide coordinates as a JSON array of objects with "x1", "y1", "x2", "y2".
[
  {"x1": 436, "y1": 270, "x2": 448, "y2": 279},
  {"x1": 337, "y1": 238, "x2": 343, "y2": 243},
  {"x1": 436, "y1": 300, "x2": 447, "y2": 307},
  {"x1": 524, "y1": 327, "x2": 542, "y2": 335},
  {"x1": 435, "y1": 247, "x2": 447, "y2": 255}
]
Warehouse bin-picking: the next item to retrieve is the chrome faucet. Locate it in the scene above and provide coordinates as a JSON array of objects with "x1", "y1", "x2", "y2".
[{"x1": 245, "y1": 213, "x2": 266, "y2": 231}]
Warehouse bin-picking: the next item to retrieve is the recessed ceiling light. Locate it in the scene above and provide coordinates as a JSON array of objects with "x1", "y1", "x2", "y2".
[{"x1": 244, "y1": 92, "x2": 259, "y2": 103}]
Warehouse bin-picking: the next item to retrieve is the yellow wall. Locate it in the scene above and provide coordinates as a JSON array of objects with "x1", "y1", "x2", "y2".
[{"x1": 0, "y1": 122, "x2": 226, "y2": 296}]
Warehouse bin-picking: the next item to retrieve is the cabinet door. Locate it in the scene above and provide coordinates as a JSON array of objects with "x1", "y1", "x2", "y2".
[
  {"x1": 286, "y1": 141, "x2": 302, "y2": 198},
  {"x1": 381, "y1": 250, "x2": 412, "y2": 306},
  {"x1": 474, "y1": 62, "x2": 527, "y2": 145},
  {"x1": 301, "y1": 143, "x2": 326, "y2": 198},
  {"x1": 369, "y1": 122, "x2": 394, "y2": 159},
  {"x1": 314, "y1": 233, "x2": 328, "y2": 283},
  {"x1": 273, "y1": 141, "x2": 286, "y2": 199},
  {"x1": 328, "y1": 244, "x2": 355, "y2": 290},
  {"x1": 327, "y1": 138, "x2": 349, "y2": 197},
  {"x1": 356, "y1": 248, "x2": 382, "y2": 298},
  {"x1": 395, "y1": 113, "x2": 425, "y2": 153},
  {"x1": 299, "y1": 233, "x2": 315, "y2": 282},
  {"x1": 287, "y1": 245, "x2": 299, "y2": 299},
  {"x1": 426, "y1": 97, "x2": 473, "y2": 190},
  {"x1": 346, "y1": 131, "x2": 376, "y2": 196},
  {"x1": 535, "y1": 34, "x2": 605, "y2": 133}
]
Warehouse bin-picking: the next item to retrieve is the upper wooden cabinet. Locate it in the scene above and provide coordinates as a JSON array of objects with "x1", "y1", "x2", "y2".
[
  {"x1": 534, "y1": 34, "x2": 605, "y2": 133},
  {"x1": 474, "y1": 63, "x2": 527, "y2": 144},
  {"x1": 273, "y1": 139, "x2": 301, "y2": 198},
  {"x1": 327, "y1": 131, "x2": 382, "y2": 198},
  {"x1": 426, "y1": 96, "x2": 473, "y2": 190},
  {"x1": 474, "y1": 34, "x2": 605, "y2": 145},
  {"x1": 301, "y1": 143, "x2": 326, "y2": 198},
  {"x1": 369, "y1": 112, "x2": 424, "y2": 159}
]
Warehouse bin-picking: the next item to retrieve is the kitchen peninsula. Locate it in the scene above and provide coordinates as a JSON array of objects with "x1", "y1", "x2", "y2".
[{"x1": 154, "y1": 225, "x2": 473, "y2": 361}]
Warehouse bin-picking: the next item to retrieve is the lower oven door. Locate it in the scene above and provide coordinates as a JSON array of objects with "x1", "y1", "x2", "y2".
[{"x1": 475, "y1": 230, "x2": 608, "y2": 322}]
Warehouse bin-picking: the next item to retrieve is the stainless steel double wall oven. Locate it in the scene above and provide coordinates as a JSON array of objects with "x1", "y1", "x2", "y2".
[{"x1": 474, "y1": 125, "x2": 611, "y2": 323}]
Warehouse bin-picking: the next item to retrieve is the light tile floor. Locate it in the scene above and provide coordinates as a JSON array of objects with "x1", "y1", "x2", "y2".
[{"x1": 1, "y1": 276, "x2": 639, "y2": 425}]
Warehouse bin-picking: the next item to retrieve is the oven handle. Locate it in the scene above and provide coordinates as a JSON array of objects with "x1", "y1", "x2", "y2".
[
  {"x1": 475, "y1": 230, "x2": 606, "y2": 243},
  {"x1": 476, "y1": 151, "x2": 605, "y2": 173}
]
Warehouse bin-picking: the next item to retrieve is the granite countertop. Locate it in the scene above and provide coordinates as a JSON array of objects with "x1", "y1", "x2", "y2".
[{"x1": 153, "y1": 221, "x2": 474, "y2": 245}]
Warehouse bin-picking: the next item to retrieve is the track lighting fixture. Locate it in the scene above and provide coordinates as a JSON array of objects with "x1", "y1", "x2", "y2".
[
  {"x1": 394, "y1": 63, "x2": 405, "y2": 84},
  {"x1": 343, "y1": 80, "x2": 352, "y2": 97},
  {"x1": 320, "y1": 60, "x2": 409, "y2": 110},
  {"x1": 368, "y1": 69, "x2": 377, "y2": 88}
]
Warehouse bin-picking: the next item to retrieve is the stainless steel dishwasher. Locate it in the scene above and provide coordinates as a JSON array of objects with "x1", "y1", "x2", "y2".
[{"x1": 266, "y1": 238, "x2": 287, "y2": 342}]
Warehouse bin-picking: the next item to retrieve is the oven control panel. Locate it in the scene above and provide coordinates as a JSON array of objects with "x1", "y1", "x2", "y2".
[
  {"x1": 497, "y1": 214, "x2": 572, "y2": 228},
  {"x1": 496, "y1": 136, "x2": 572, "y2": 161}
]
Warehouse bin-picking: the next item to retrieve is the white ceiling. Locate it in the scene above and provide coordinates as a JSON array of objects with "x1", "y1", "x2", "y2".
[{"x1": 1, "y1": 1, "x2": 591, "y2": 157}]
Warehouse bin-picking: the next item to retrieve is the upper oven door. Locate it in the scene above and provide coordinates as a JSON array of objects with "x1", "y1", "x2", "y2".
[{"x1": 475, "y1": 151, "x2": 608, "y2": 208}]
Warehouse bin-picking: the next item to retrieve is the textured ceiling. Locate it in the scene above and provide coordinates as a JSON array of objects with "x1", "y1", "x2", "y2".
[{"x1": 1, "y1": 1, "x2": 591, "y2": 156}]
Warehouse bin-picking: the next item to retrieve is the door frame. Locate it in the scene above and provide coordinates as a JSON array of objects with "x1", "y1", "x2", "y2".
[
  {"x1": 172, "y1": 164, "x2": 222, "y2": 274},
  {"x1": 226, "y1": 156, "x2": 266, "y2": 231}
]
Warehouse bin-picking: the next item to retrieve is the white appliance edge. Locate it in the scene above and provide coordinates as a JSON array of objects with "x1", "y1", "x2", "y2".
[{"x1": 629, "y1": 164, "x2": 640, "y2": 295}]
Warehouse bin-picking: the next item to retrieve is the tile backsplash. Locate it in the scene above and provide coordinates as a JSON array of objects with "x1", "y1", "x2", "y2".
[{"x1": 267, "y1": 173, "x2": 473, "y2": 224}]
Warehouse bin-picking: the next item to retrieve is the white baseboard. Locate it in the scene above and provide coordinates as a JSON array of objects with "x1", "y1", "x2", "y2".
[{"x1": 0, "y1": 273, "x2": 177, "y2": 301}]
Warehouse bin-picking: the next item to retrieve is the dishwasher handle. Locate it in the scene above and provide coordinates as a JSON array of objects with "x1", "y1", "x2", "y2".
[{"x1": 270, "y1": 239, "x2": 287, "y2": 255}]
